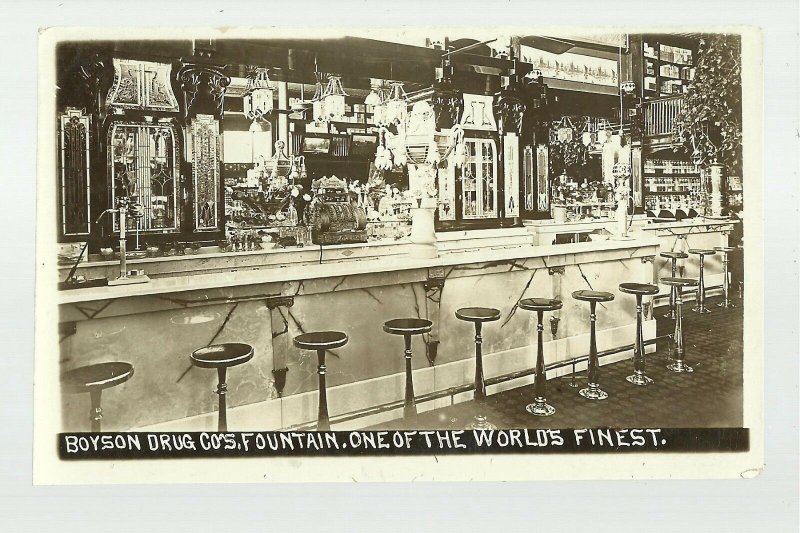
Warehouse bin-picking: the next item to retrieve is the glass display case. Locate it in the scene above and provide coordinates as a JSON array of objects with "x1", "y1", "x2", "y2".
[
  {"x1": 460, "y1": 138, "x2": 498, "y2": 219},
  {"x1": 108, "y1": 120, "x2": 181, "y2": 233}
]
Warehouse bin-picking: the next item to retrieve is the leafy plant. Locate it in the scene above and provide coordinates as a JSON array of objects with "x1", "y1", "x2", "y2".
[{"x1": 672, "y1": 34, "x2": 742, "y2": 174}]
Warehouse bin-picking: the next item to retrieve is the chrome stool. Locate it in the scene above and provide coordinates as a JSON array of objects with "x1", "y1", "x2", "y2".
[
  {"x1": 190, "y1": 343, "x2": 254, "y2": 432},
  {"x1": 62, "y1": 362, "x2": 134, "y2": 432},
  {"x1": 715, "y1": 246, "x2": 737, "y2": 308},
  {"x1": 572, "y1": 290, "x2": 615, "y2": 400},
  {"x1": 519, "y1": 298, "x2": 563, "y2": 416},
  {"x1": 660, "y1": 251, "x2": 689, "y2": 319},
  {"x1": 619, "y1": 283, "x2": 660, "y2": 386},
  {"x1": 456, "y1": 307, "x2": 501, "y2": 429},
  {"x1": 661, "y1": 277, "x2": 698, "y2": 373},
  {"x1": 294, "y1": 331, "x2": 348, "y2": 431},
  {"x1": 383, "y1": 318, "x2": 433, "y2": 418},
  {"x1": 689, "y1": 248, "x2": 716, "y2": 314}
]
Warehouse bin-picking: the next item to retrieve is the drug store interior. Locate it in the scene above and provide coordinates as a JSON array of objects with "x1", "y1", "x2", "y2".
[{"x1": 53, "y1": 31, "x2": 745, "y2": 432}]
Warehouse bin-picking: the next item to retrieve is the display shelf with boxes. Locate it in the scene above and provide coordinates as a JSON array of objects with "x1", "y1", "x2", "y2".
[{"x1": 641, "y1": 37, "x2": 696, "y2": 98}]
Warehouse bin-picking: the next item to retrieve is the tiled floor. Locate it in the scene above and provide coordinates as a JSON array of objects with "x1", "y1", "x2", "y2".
[{"x1": 368, "y1": 296, "x2": 744, "y2": 430}]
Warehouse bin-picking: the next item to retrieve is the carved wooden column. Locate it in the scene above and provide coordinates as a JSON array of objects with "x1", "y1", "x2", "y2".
[
  {"x1": 177, "y1": 60, "x2": 230, "y2": 234},
  {"x1": 493, "y1": 62, "x2": 525, "y2": 227}
]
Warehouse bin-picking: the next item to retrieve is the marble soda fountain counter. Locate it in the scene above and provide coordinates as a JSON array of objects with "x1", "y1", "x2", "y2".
[{"x1": 58, "y1": 233, "x2": 665, "y2": 432}]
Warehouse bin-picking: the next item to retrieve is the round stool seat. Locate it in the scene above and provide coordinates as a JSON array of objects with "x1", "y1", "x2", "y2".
[
  {"x1": 293, "y1": 331, "x2": 348, "y2": 351},
  {"x1": 661, "y1": 276, "x2": 698, "y2": 288},
  {"x1": 619, "y1": 282, "x2": 660, "y2": 296},
  {"x1": 455, "y1": 307, "x2": 501, "y2": 323},
  {"x1": 660, "y1": 251, "x2": 688, "y2": 260},
  {"x1": 190, "y1": 343, "x2": 254, "y2": 369},
  {"x1": 519, "y1": 298, "x2": 563, "y2": 312},
  {"x1": 714, "y1": 246, "x2": 736, "y2": 253},
  {"x1": 62, "y1": 362, "x2": 134, "y2": 394},
  {"x1": 688, "y1": 248, "x2": 716, "y2": 256},
  {"x1": 383, "y1": 318, "x2": 433, "y2": 335},
  {"x1": 572, "y1": 290, "x2": 615, "y2": 303}
]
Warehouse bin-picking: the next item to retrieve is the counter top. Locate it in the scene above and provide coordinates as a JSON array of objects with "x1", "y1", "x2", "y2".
[{"x1": 58, "y1": 235, "x2": 661, "y2": 305}]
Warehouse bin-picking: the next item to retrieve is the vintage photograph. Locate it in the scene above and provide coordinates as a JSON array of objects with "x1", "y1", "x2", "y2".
[{"x1": 36, "y1": 27, "x2": 761, "y2": 482}]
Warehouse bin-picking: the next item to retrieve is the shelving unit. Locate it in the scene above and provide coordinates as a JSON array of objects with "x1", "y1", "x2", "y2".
[
  {"x1": 643, "y1": 158, "x2": 703, "y2": 213},
  {"x1": 642, "y1": 38, "x2": 696, "y2": 98}
]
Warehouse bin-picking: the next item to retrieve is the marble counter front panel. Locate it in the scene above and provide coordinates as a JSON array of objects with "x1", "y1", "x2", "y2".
[{"x1": 57, "y1": 238, "x2": 660, "y2": 432}]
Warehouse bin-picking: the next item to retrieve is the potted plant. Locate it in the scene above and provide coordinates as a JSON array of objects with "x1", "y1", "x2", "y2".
[{"x1": 672, "y1": 34, "x2": 742, "y2": 217}]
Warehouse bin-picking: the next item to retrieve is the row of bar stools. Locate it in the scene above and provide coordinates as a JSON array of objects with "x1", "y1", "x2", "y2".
[
  {"x1": 689, "y1": 248, "x2": 716, "y2": 314},
  {"x1": 660, "y1": 251, "x2": 688, "y2": 319},
  {"x1": 662, "y1": 277, "x2": 698, "y2": 373},
  {"x1": 62, "y1": 362, "x2": 135, "y2": 432},
  {"x1": 715, "y1": 246, "x2": 737, "y2": 308},
  {"x1": 190, "y1": 343, "x2": 254, "y2": 432},
  {"x1": 572, "y1": 290, "x2": 616, "y2": 401},
  {"x1": 519, "y1": 298, "x2": 562, "y2": 416},
  {"x1": 293, "y1": 331, "x2": 348, "y2": 431},
  {"x1": 620, "y1": 283, "x2": 660, "y2": 386},
  {"x1": 456, "y1": 307, "x2": 501, "y2": 429}
]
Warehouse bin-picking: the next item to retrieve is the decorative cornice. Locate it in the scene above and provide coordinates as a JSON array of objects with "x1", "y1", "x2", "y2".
[{"x1": 177, "y1": 62, "x2": 230, "y2": 119}]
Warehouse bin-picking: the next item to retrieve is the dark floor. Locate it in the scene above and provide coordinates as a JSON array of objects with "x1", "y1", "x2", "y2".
[{"x1": 369, "y1": 296, "x2": 744, "y2": 430}]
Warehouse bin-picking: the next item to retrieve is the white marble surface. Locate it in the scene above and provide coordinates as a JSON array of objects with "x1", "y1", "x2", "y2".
[{"x1": 59, "y1": 236, "x2": 661, "y2": 305}]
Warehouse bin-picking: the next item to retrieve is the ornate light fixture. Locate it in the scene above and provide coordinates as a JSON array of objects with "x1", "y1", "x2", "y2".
[
  {"x1": 365, "y1": 79, "x2": 390, "y2": 125},
  {"x1": 243, "y1": 68, "x2": 274, "y2": 132},
  {"x1": 384, "y1": 81, "x2": 409, "y2": 125},
  {"x1": 323, "y1": 75, "x2": 348, "y2": 121},
  {"x1": 311, "y1": 71, "x2": 327, "y2": 123}
]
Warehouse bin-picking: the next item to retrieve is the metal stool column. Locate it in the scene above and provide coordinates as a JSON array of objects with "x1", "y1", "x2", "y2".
[
  {"x1": 293, "y1": 331, "x2": 348, "y2": 431},
  {"x1": 62, "y1": 362, "x2": 135, "y2": 431},
  {"x1": 456, "y1": 307, "x2": 501, "y2": 429},
  {"x1": 572, "y1": 290, "x2": 615, "y2": 400},
  {"x1": 619, "y1": 283, "x2": 660, "y2": 386},
  {"x1": 383, "y1": 318, "x2": 433, "y2": 418},
  {"x1": 660, "y1": 251, "x2": 688, "y2": 319},
  {"x1": 519, "y1": 298, "x2": 563, "y2": 416},
  {"x1": 190, "y1": 343, "x2": 254, "y2": 432},
  {"x1": 662, "y1": 277, "x2": 698, "y2": 373},
  {"x1": 689, "y1": 249, "x2": 716, "y2": 314},
  {"x1": 715, "y1": 246, "x2": 736, "y2": 308}
]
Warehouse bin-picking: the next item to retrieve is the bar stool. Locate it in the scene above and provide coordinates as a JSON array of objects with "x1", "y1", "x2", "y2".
[
  {"x1": 572, "y1": 290, "x2": 615, "y2": 400},
  {"x1": 714, "y1": 246, "x2": 737, "y2": 308},
  {"x1": 661, "y1": 277, "x2": 698, "y2": 373},
  {"x1": 294, "y1": 331, "x2": 348, "y2": 431},
  {"x1": 519, "y1": 298, "x2": 563, "y2": 416},
  {"x1": 62, "y1": 362, "x2": 134, "y2": 432},
  {"x1": 383, "y1": 318, "x2": 433, "y2": 418},
  {"x1": 190, "y1": 343, "x2": 254, "y2": 432},
  {"x1": 660, "y1": 251, "x2": 689, "y2": 319},
  {"x1": 619, "y1": 283, "x2": 660, "y2": 386},
  {"x1": 456, "y1": 307, "x2": 501, "y2": 429},
  {"x1": 688, "y1": 248, "x2": 716, "y2": 314}
]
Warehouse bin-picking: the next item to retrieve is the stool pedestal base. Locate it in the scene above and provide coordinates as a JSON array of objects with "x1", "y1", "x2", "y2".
[
  {"x1": 692, "y1": 305, "x2": 711, "y2": 314},
  {"x1": 526, "y1": 398, "x2": 556, "y2": 417},
  {"x1": 579, "y1": 383, "x2": 608, "y2": 401},
  {"x1": 667, "y1": 360, "x2": 694, "y2": 373},
  {"x1": 466, "y1": 414, "x2": 497, "y2": 430},
  {"x1": 626, "y1": 370, "x2": 654, "y2": 386},
  {"x1": 717, "y1": 300, "x2": 736, "y2": 309}
]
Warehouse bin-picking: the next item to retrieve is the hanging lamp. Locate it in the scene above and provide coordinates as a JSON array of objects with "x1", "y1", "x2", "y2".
[
  {"x1": 322, "y1": 75, "x2": 348, "y2": 120},
  {"x1": 243, "y1": 67, "x2": 274, "y2": 132}
]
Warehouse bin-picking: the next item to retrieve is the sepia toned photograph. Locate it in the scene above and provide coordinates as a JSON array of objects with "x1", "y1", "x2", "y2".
[{"x1": 34, "y1": 26, "x2": 764, "y2": 483}]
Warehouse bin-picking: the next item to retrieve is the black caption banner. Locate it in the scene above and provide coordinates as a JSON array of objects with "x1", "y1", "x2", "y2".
[{"x1": 58, "y1": 428, "x2": 749, "y2": 460}]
